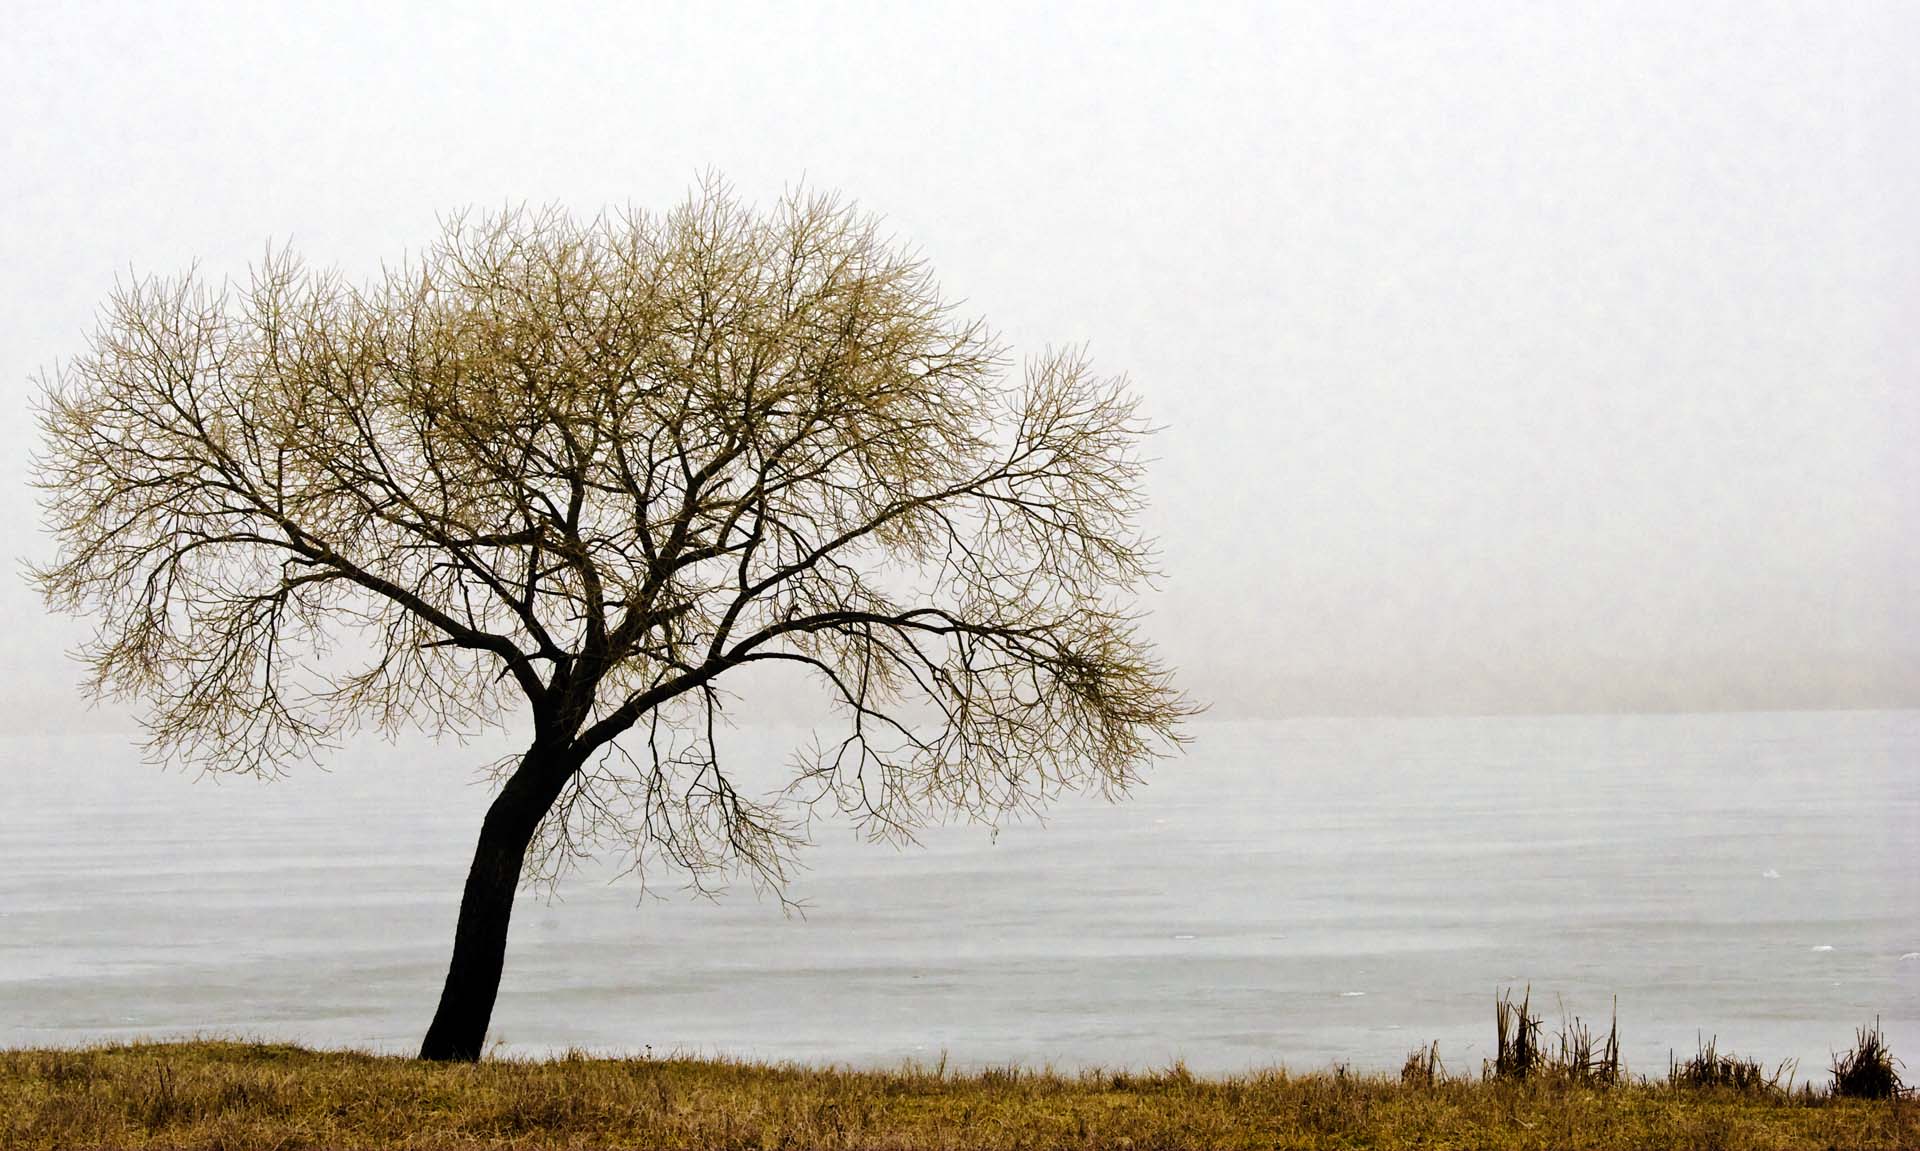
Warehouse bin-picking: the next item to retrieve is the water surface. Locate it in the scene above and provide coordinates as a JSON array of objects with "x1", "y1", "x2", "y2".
[{"x1": 3, "y1": 712, "x2": 1915, "y2": 1076}]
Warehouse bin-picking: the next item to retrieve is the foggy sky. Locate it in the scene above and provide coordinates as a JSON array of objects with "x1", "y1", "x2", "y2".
[{"x1": 3, "y1": 1, "x2": 1915, "y2": 728}]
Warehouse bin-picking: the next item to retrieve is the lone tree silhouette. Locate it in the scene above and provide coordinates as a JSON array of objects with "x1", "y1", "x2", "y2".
[{"x1": 32, "y1": 182, "x2": 1190, "y2": 1061}]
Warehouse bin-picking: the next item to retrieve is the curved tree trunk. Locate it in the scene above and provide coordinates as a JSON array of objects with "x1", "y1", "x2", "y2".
[{"x1": 419, "y1": 746, "x2": 574, "y2": 1061}]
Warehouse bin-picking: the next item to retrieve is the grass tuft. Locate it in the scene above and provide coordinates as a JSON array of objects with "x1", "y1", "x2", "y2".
[
  {"x1": 1832, "y1": 1018, "x2": 1907, "y2": 1100},
  {"x1": 1401, "y1": 1040, "x2": 1444, "y2": 1087},
  {"x1": 1493, "y1": 985, "x2": 1543, "y2": 1080},
  {"x1": 1670, "y1": 1034, "x2": 1796, "y2": 1095},
  {"x1": 1491, "y1": 988, "x2": 1624, "y2": 1087},
  {"x1": 1552, "y1": 998, "x2": 1623, "y2": 1087}
]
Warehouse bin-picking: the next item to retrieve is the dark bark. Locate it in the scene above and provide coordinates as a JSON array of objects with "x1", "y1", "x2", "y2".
[{"x1": 418, "y1": 745, "x2": 576, "y2": 1061}]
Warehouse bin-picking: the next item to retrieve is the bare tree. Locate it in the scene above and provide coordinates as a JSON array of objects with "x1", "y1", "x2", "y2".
[{"x1": 31, "y1": 181, "x2": 1192, "y2": 1061}]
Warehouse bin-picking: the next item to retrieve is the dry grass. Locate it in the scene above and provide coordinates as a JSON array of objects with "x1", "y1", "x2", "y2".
[
  {"x1": 2, "y1": 1040, "x2": 1913, "y2": 1150},
  {"x1": 1833, "y1": 1019, "x2": 1907, "y2": 1100},
  {"x1": 1491, "y1": 987, "x2": 1620, "y2": 1087},
  {"x1": 1494, "y1": 985, "x2": 1544, "y2": 1081},
  {"x1": 1671, "y1": 1034, "x2": 1796, "y2": 1095}
]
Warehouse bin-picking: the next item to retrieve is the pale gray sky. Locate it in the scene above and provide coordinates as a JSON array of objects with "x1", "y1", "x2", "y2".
[{"x1": 3, "y1": 1, "x2": 1915, "y2": 725}]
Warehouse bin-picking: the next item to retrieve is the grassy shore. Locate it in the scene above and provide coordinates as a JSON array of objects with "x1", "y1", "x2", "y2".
[{"x1": 1, "y1": 1040, "x2": 1912, "y2": 1150}]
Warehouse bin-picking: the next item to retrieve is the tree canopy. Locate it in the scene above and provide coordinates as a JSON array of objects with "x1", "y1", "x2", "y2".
[{"x1": 33, "y1": 182, "x2": 1191, "y2": 1058}]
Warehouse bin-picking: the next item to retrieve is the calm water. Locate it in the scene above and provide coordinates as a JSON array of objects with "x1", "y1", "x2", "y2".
[{"x1": 2, "y1": 712, "x2": 1916, "y2": 1076}]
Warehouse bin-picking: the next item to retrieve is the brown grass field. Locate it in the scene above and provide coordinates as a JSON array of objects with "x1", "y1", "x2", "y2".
[{"x1": 1, "y1": 1039, "x2": 1912, "y2": 1150}]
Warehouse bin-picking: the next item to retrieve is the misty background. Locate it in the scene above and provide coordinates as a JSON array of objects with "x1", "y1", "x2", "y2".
[{"x1": 3, "y1": 1, "x2": 1916, "y2": 728}]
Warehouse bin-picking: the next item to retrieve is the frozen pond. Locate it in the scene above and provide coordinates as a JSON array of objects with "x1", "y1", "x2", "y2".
[{"x1": 2, "y1": 711, "x2": 1915, "y2": 1076}]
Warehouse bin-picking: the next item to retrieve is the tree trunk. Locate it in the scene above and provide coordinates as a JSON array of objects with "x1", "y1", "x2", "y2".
[{"x1": 418, "y1": 747, "x2": 572, "y2": 1061}]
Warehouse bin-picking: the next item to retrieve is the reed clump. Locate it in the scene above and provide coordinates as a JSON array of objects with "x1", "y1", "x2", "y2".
[
  {"x1": 1490, "y1": 987, "x2": 1621, "y2": 1086},
  {"x1": 1832, "y1": 1019, "x2": 1907, "y2": 1100},
  {"x1": 1493, "y1": 985, "x2": 1543, "y2": 1080},
  {"x1": 1553, "y1": 998, "x2": 1623, "y2": 1087},
  {"x1": 1401, "y1": 1040, "x2": 1443, "y2": 1087},
  {"x1": 1670, "y1": 1034, "x2": 1796, "y2": 1095}
]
